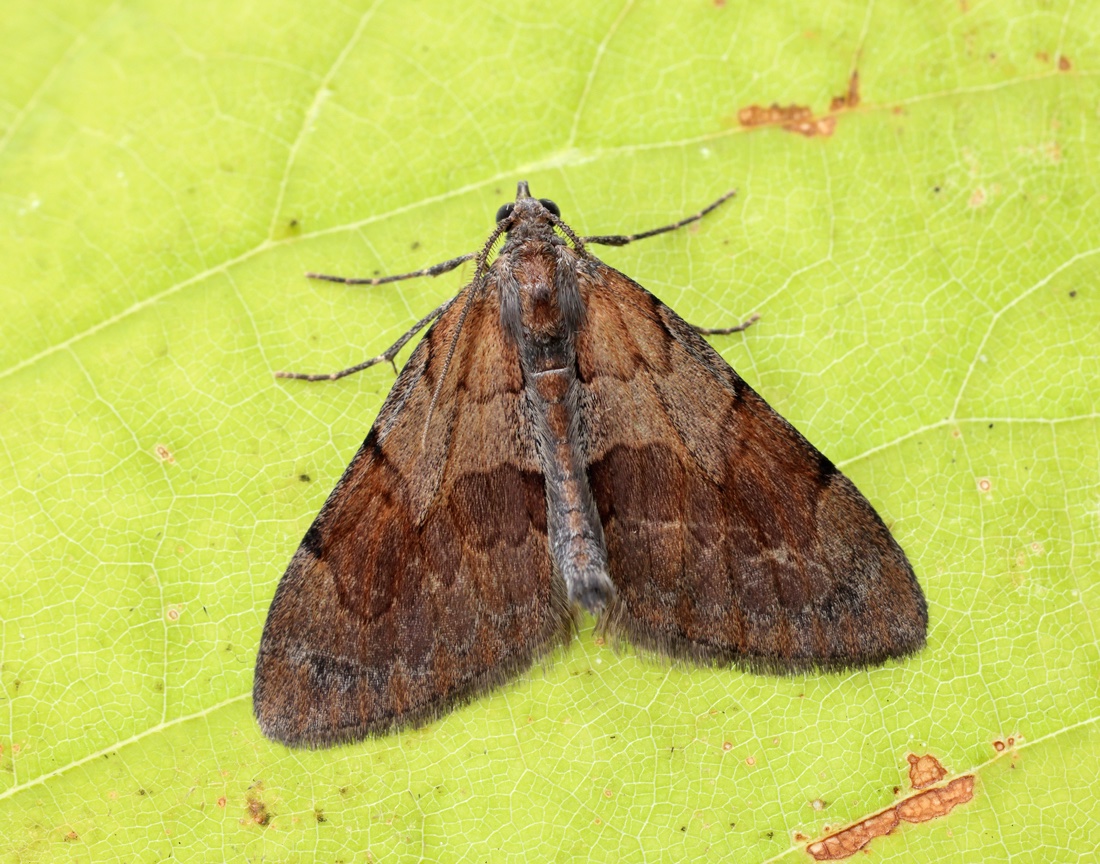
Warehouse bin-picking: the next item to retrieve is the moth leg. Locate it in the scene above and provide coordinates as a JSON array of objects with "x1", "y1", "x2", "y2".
[
  {"x1": 693, "y1": 313, "x2": 760, "y2": 336},
  {"x1": 581, "y1": 190, "x2": 736, "y2": 247},
  {"x1": 276, "y1": 299, "x2": 452, "y2": 381},
  {"x1": 306, "y1": 252, "x2": 475, "y2": 285}
]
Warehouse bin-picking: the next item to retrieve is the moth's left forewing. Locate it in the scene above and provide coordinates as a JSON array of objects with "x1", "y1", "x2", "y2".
[
  {"x1": 254, "y1": 287, "x2": 571, "y2": 746},
  {"x1": 575, "y1": 263, "x2": 927, "y2": 672}
]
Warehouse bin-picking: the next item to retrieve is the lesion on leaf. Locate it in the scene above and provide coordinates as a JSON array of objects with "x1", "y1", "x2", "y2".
[{"x1": 803, "y1": 752, "x2": 975, "y2": 861}]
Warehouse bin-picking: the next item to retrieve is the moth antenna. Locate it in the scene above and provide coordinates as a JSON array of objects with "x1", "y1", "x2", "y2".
[
  {"x1": 547, "y1": 213, "x2": 587, "y2": 256},
  {"x1": 419, "y1": 220, "x2": 509, "y2": 446}
]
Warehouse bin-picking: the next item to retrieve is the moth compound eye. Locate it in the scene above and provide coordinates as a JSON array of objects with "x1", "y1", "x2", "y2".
[
  {"x1": 539, "y1": 198, "x2": 561, "y2": 217},
  {"x1": 495, "y1": 203, "x2": 515, "y2": 223}
]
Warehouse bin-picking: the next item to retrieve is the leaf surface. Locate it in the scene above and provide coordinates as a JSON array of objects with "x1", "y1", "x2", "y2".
[{"x1": 1, "y1": 1, "x2": 1097, "y2": 861}]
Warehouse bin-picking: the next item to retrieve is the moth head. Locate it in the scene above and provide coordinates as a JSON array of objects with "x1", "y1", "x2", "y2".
[{"x1": 495, "y1": 181, "x2": 561, "y2": 226}]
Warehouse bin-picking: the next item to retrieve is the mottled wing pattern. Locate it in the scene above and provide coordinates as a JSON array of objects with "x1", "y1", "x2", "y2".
[
  {"x1": 254, "y1": 285, "x2": 571, "y2": 746},
  {"x1": 577, "y1": 265, "x2": 927, "y2": 672}
]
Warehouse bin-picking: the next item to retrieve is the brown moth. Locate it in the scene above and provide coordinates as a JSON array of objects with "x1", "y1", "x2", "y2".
[{"x1": 254, "y1": 182, "x2": 927, "y2": 747}]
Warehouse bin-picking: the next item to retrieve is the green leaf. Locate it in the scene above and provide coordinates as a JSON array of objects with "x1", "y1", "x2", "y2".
[{"x1": 2, "y1": 1, "x2": 1097, "y2": 861}]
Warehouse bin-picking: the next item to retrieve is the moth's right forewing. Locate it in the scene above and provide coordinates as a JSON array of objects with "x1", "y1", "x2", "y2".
[
  {"x1": 577, "y1": 265, "x2": 927, "y2": 672},
  {"x1": 254, "y1": 287, "x2": 571, "y2": 747}
]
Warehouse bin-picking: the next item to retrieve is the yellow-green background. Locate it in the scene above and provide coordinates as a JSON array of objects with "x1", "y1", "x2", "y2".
[{"x1": 2, "y1": 1, "x2": 1098, "y2": 861}]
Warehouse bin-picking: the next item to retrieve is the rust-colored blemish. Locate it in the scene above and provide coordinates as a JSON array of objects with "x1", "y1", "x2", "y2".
[
  {"x1": 1058, "y1": 55, "x2": 1071, "y2": 71},
  {"x1": 738, "y1": 71, "x2": 858, "y2": 138},
  {"x1": 992, "y1": 735, "x2": 1019, "y2": 752},
  {"x1": 907, "y1": 753, "x2": 947, "y2": 789},
  {"x1": 808, "y1": 809, "x2": 898, "y2": 860},
  {"x1": 805, "y1": 753, "x2": 975, "y2": 860},
  {"x1": 739, "y1": 103, "x2": 811, "y2": 127},
  {"x1": 244, "y1": 782, "x2": 272, "y2": 827},
  {"x1": 829, "y1": 72, "x2": 860, "y2": 112},
  {"x1": 897, "y1": 776, "x2": 975, "y2": 823},
  {"x1": 738, "y1": 104, "x2": 836, "y2": 138},
  {"x1": 63, "y1": 830, "x2": 79, "y2": 842},
  {"x1": 154, "y1": 444, "x2": 175, "y2": 463}
]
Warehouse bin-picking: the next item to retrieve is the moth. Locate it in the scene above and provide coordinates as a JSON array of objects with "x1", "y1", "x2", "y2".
[{"x1": 254, "y1": 182, "x2": 927, "y2": 747}]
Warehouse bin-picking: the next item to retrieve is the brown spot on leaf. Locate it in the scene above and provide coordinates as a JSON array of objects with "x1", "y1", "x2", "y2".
[
  {"x1": 274, "y1": 217, "x2": 302, "y2": 241},
  {"x1": 738, "y1": 71, "x2": 859, "y2": 138},
  {"x1": 805, "y1": 753, "x2": 975, "y2": 860},
  {"x1": 738, "y1": 103, "x2": 836, "y2": 138},
  {"x1": 63, "y1": 830, "x2": 79, "y2": 842},
  {"x1": 245, "y1": 783, "x2": 272, "y2": 827},
  {"x1": 154, "y1": 444, "x2": 175, "y2": 464},
  {"x1": 907, "y1": 753, "x2": 947, "y2": 789},
  {"x1": 1058, "y1": 55, "x2": 1071, "y2": 71},
  {"x1": 829, "y1": 72, "x2": 860, "y2": 112},
  {"x1": 739, "y1": 104, "x2": 812, "y2": 127},
  {"x1": 897, "y1": 776, "x2": 975, "y2": 823},
  {"x1": 808, "y1": 810, "x2": 898, "y2": 859}
]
